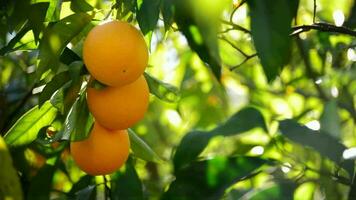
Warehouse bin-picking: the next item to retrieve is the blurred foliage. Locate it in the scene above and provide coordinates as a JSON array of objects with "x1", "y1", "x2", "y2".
[{"x1": 0, "y1": 0, "x2": 356, "y2": 199}]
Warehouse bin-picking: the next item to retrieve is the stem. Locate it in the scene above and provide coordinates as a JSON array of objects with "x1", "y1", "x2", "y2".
[
  {"x1": 103, "y1": 175, "x2": 111, "y2": 200},
  {"x1": 291, "y1": 22, "x2": 356, "y2": 37},
  {"x1": 313, "y1": 0, "x2": 317, "y2": 23},
  {"x1": 221, "y1": 20, "x2": 251, "y2": 34}
]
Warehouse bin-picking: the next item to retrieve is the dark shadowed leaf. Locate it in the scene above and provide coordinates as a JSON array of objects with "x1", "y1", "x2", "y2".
[
  {"x1": 60, "y1": 47, "x2": 82, "y2": 65},
  {"x1": 28, "y1": 2, "x2": 49, "y2": 43},
  {"x1": 320, "y1": 100, "x2": 341, "y2": 138},
  {"x1": 0, "y1": 23, "x2": 31, "y2": 56},
  {"x1": 70, "y1": 0, "x2": 93, "y2": 13},
  {"x1": 39, "y1": 71, "x2": 71, "y2": 106},
  {"x1": 76, "y1": 185, "x2": 96, "y2": 200},
  {"x1": 144, "y1": 72, "x2": 180, "y2": 102},
  {"x1": 61, "y1": 93, "x2": 93, "y2": 141},
  {"x1": 4, "y1": 102, "x2": 57, "y2": 147},
  {"x1": 161, "y1": 0, "x2": 174, "y2": 31},
  {"x1": 128, "y1": 129, "x2": 161, "y2": 163},
  {"x1": 69, "y1": 175, "x2": 96, "y2": 199},
  {"x1": 163, "y1": 156, "x2": 266, "y2": 200},
  {"x1": 247, "y1": 0, "x2": 299, "y2": 81},
  {"x1": 137, "y1": 0, "x2": 160, "y2": 35},
  {"x1": 111, "y1": 158, "x2": 144, "y2": 200},
  {"x1": 173, "y1": 0, "x2": 225, "y2": 80},
  {"x1": 27, "y1": 163, "x2": 56, "y2": 200},
  {"x1": 174, "y1": 107, "x2": 266, "y2": 169},
  {"x1": 37, "y1": 13, "x2": 92, "y2": 80},
  {"x1": 279, "y1": 119, "x2": 353, "y2": 176}
]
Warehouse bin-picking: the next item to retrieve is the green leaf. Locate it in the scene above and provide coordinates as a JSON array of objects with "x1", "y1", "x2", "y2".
[
  {"x1": 174, "y1": 107, "x2": 266, "y2": 169},
  {"x1": 69, "y1": 175, "x2": 96, "y2": 199},
  {"x1": 128, "y1": 129, "x2": 161, "y2": 163},
  {"x1": 76, "y1": 185, "x2": 96, "y2": 200},
  {"x1": 111, "y1": 158, "x2": 144, "y2": 200},
  {"x1": 279, "y1": 119, "x2": 353, "y2": 176},
  {"x1": 61, "y1": 93, "x2": 94, "y2": 141},
  {"x1": 0, "y1": 23, "x2": 31, "y2": 56},
  {"x1": 70, "y1": 0, "x2": 93, "y2": 13},
  {"x1": 4, "y1": 102, "x2": 57, "y2": 147},
  {"x1": 174, "y1": 0, "x2": 225, "y2": 80},
  {"x1": 115, "y1": 0, "x2": 137, "y2": 20},
  {"x1": 0, "y1": 136, "x2": 23, "y2": 200},
  {"x1": 247, "y1": 0, "x2": 299, "y2": 81},
  {"x1": 163, "y1": 156, "x2": 266, "y2": 200},
  {"x1": 244, "y1": 182, "x2": 296, "y2": 200},
  {"x1": 144, "y1": 72, "x2": 180, "y2": 102},
  {"x1": 39, "y1": 71, "x2": 71, "y2": 107},
  {"x1": 137, "y1": 0, "x2": 160, "y2": 35},
  {"x1": 161, "y1": 0, "x2": 174, "y2": 31},
  {"x1": 320, "y1": 100, "x2": 341, "y2": 138},
  {"x1": 27, "y1": 163, "x2": 56, "y2": 200},
  {"x1": 28, "y1": 2, "x2": 49, "y2": 43},
  {"x1": 59, "y1": 47, "x2": 82, "y2": 65},
  {"x1": 36, "y1": 13, "x2": 92, "y2": 80}
]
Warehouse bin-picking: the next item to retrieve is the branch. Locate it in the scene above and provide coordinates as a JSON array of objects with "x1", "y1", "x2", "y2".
[
  {"x1": 313, "y1": 0, "x2": 317, "y2": 23},
  {"x1": 291, "y1": 22, "x2": 356, "y2": 37},
  {"x1": 219, "y1": 36, "x2": 249, "y2": 57},
  {"x1": 221, "y1": 20, "x2": 251, "y2": 34},
  {"x1": 218, "y1": 36, "x2": 257, "y2": 70},
  {"x1": 230, "y1": 53, "x2": 257, "y2": 71}
]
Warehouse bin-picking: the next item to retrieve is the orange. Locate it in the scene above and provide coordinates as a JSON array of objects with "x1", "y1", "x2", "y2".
[
  {"x1": 87, "y1": 75, "x2": 149, "y2": 130},
  {"x1": 70, "y1": 122, "x2": 130, "y2": 175},
  {"x1": 83, "y1": 20, "x2": 148, "y2": 87}
]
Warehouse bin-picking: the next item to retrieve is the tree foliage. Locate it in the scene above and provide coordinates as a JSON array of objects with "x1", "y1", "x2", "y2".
[{"x1": 0, "y1": 0, "x2": 356, "y2": 199}]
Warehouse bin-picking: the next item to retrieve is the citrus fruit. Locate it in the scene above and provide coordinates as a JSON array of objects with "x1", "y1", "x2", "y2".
[
  {"x1": 83, "y1": 20, "x2": 148, "y2": 86},
  {"x1": 87, "y1": 75, "x2": 149, "y2": 130},
  {"x1": 70, "y1": 122, "x2": 130, "y2": 175}
]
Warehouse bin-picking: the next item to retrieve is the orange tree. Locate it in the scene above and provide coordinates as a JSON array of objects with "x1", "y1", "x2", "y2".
[{"x1": 1, "y1": 0, "x2": 356, "y2": 199}]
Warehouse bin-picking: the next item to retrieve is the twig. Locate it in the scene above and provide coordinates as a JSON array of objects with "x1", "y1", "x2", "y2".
[
  {"x1": 221, "y1": 19, "x2": 251, "y2": 34},
  {"x1": 219, "y1": 36, "x2": 249, "y2": 57},
  {"x1": 230, "y1": 53, "x2": 257, "y2": 71},
  {"x1": 103, "y1": 175, "x2": 111, "y2": 200},
  {"x1": 230, "y1": 0, "x2": 247, "y2": 23},
  {"x1": 291, "y1": 22, "x2": 356, "y2": 37},
  {"x1": 313, "y1": 0, "x2": 317, "y2": 23}
]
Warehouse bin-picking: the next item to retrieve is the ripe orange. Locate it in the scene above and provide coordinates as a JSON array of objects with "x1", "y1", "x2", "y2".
[
  {"x1": 70, "y1": 122, "x2": 130, "y2": 175},
  {"x1": 83, "y1": 20, "x2": 148, "y2": 86},
  {"x1": 87, "y1": 75, "x2": 149, "y2": 130}
]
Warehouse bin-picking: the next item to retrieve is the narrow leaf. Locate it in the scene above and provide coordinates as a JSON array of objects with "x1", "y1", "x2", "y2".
[
  {"x1": 39, "y1": 71, "x2": 71, "y2": 106},
  {"x1": 247, "y1": 0, "x2": 299, "y2": 81},
  {"x1": 61, "y1": 94, "x2": 93, "y2": 141},
  {"x1": 174, "y1": 0, "x2": 225, "y2": 80},
  {"x1": 4, "y1": 102, "x2": 57, "y2": 147},
  {"x1": 164, "y1": 156, "x2": 266, "y2": 200},
  {"x1": 320, "y1": 100, "x2": 341, "y2": 138},
  {"x1": 76, "y1": 185, "x2": 96, "y2": 200},
  {"x1": 279, "y1": 119, "x2": 353, "y2": 176},
  {"x1": 137, "y1": 0, "x2": 160, "y2": 35},
  {"x1": 70, "y1": 0, "x2": 93, "y2": 13},
  {"x1": 174, "y1": 107, "x2": 266, "y2": 169},
  {"x1": 128, "y1": 129, "x2": 161, "y2": 163},
  {"x1": 242, "y1": 182, "x2": 296, "y2": 200},
  {"x1": 161, "y1": 0, "x2": 175, "y2": 31},
  {"x1": 111, "y1": 158, "x2": 144, "y2": 200},
  {"x1": 144, "y1": 72, "x2": 180, "y2": 102},
  {"x1": 37, "y1": 13, "x2": 92, "y2": 79}
]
